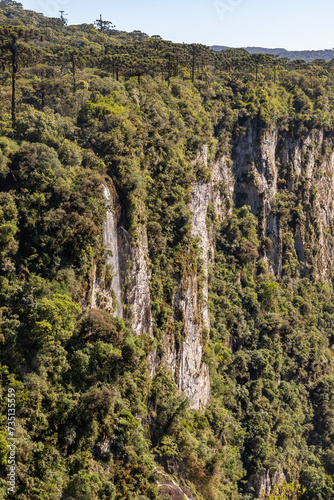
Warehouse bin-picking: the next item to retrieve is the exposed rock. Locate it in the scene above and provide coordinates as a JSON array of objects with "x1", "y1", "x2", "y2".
[
  {"x1": 93, "y1": 439, "x2": 110, "y2": 459},
  {"x1": 175, "y1": 270, "x2": 210, "y2": 411},
  {"x1": 191, "y1": 180, "x2": 210, "y2": 329},
  {"x1": 102, "y1": 185, "x2": 123, "y2": 317},
  {"x1": 91, "y1": 184, "x2": 123, "y2": 317},
  {"x1": 165, "y1": 145, "x2": 235, "y2": 410},
  {"x1": 99, "y1": 439, "x2": 110, "y2": 456},
  {"x1": 156, "y1": 470, "x2": 195, "y2": 500},
  {"x1": 217, "y1": 121, "x2": 334, "y2": 279},
  {"x1": 210, "y1": 154, "x2": 234, "y2": 223},
  {"x1": 233, "y1": 123, "x2": 278, "y2": 217},
  {"x1": 278, "y1": 129, "x2": 334, "y2": 279},
  {"x1": 163, "y1": 146, "x2": 212, "y2": 411},
  {"x1": 247, "y1": 466, "x2": 286, "y2": 499},
  {"x1": 127, "y1": 226, "x2": 153, "y2": 336},
  {"x1": 119, "y1": 225, "x2": 153, "y2": 336},
  {"x1": 232, "y1": 122, "x2": 281, "y2": 273},
  {"x1": 91, "y1": 183, "x2": 154, "y2": 344}
]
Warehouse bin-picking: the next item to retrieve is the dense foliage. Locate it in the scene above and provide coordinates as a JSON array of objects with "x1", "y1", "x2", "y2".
[{"x1": 1, "y1": 3, "x2": 334, "y2": 499}]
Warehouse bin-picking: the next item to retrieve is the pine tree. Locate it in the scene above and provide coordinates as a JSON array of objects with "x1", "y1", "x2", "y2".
[{"x1": 94, "y1": 14, "x2": 115, "y2": 32}]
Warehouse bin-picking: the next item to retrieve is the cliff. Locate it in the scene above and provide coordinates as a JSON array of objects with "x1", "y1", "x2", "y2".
[
  {"x1": 93, "y1": 120, "x2": 334, "y2": 498},
  {"x1": 3, "y1": 20, "x2": 334, "y2": 498},
  {"x1": 92, "y1": 120, "x2": 334, "y2": 423}
]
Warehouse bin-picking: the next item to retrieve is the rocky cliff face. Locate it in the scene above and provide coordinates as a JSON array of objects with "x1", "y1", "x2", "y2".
[
  {"x1": 216, "y1": 120, "x2": 334, "y2": 280},
  {"x1": 91, "y1": 184, "x2": 123, "y2": 316},
  {"x1": 174, "y1": 270, "x2": 211, "y2": 410},
  {"x1": 232, "y1": 122, "x2": 281, "y2": 275},
  {"x1": 92, "y1": 183, "x2": 153, "y2": 337},
  {"x1": 168, "y1": 145, "x2": 234, "y2": 411},
  {"x1": 92, "y1": 122, "x2": 334, "y2": 414},
  {"x1": 278, "y1": 129, "x2": 334, "y2": 279},
  {"x1": 248, "y1": 467, "x2": 286, "y2": 499},
  {"x1": 163, "y1": 147, "x2": 213, "y2": 410},
  {"x1": 119, "y1": 224, "x2": 153, "y2": 336},
  {"x1": 163, "y1": 144, "x2": 235, "y2": 410}
]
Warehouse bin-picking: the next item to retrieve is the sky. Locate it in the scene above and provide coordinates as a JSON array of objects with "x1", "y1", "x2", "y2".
[{"x1": 21, "y1": 0, "x2": 334, "y2": 51}]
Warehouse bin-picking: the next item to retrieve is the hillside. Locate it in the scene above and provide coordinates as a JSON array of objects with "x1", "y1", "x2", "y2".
[
  {"x1": 211, "y1": 45, "x2": 334, "y2": 62},
  {"x1": 1, "y1": 3, "x2": 334, "y2": 500}
]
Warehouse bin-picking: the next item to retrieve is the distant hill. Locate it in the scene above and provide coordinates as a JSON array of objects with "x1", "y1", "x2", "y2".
[{"x1": 211, "y1": 45, "x2": 334, "y2": 62}]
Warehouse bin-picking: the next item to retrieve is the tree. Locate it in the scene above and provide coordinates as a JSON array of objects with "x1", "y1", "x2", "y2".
[
  {"x1": 94, "y1": 14, "x2": 115, "y2": 32},
  {"x1": 0, "y1": 26, "x2": 40, "y2": 126},
  {"x1": 59, "y1": 11, "x2": 68, "y2": 27}
]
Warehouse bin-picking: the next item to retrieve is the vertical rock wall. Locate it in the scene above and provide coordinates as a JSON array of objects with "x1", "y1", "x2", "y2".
[
  {"x1": 92, "y1": 123, "x2": 334, "y2": 412},
  {"x1": 232, "y1": 122, "x2": 281, "y2": 274},
  {"x1": 165, "y1": 145, "x2": 235, "y2": 411},
  {"x1": 191, "y1": 179, "x2": 211, "y2": 330},
  {"x1": 91, "y1": 184, "x2": 123, "y2": 317},
  {"x1": 102, "y1": 185, "x2": 123, "y2": 318},
  {"x1": 92, "y1": 183, "x2": 153, "y2": 338},
  {"x1": 118, "y1": 224, "x2": 156, "y2": 375},
  {"x1": 279, "y1": 129, "x2": 334, "y2": 278},
  {"x1": 174, "y1": 270, "x2": 211, "y2": 410},
  {"x1": 121, "y1": 225, "x2": 153, "y2": 336}
]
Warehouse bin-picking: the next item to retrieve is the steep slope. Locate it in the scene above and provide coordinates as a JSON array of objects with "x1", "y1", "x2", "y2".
[{"x1": 2, "y1": 8, "x2": 334, "y2": 499}]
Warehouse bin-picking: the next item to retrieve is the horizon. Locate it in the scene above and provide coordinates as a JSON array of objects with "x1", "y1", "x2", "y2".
[
  {"x1": 211, "y1": 45, "x2": 334, "y2": 51},
  {"x1": 20, "y1": 0, "x2": 334, "y2": 52}
]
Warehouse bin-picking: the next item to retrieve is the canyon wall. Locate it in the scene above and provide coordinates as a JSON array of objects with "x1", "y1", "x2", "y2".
[{"x1": 93, "y1": 120, "x2": 334, "y2": 415}]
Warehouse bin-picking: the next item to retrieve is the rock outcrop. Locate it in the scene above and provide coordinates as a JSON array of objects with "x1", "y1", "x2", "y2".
[
  {"x1": 164, "y1": 145, "x2": 235, "y2": 410},
  {"x1": 174, "y1": 270, "x2": 211, "y2": 410},
  {"x1": 118, "y1": 225, "x2": 153, "y2": 336},
  {"x1": 232, "y1": 122, "x2": 281, "y2": 274},
  {"x1": 92, "y1": 183, "x2": 154, "y2": 338},
  {"x1": 210, "y1": 120, "x2": 334, "y2": 280},
  {"x1": 248, "y1": 466, "x2": 286, "y2": 499},
  {"x1": 91, "y1": 184, "x2": 123, "y2": 317},
  {"x1": 127, "y1": 226, "x2": 153, "y2": 336},
  {"x1": 92, "y1": 122, "x2": 334, "y2": 412}
]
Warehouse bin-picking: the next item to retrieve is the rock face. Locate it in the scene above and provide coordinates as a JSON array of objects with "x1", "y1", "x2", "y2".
[
  {"x1": 211, "y1": 120, "x2": 334, "y2": 280},
  {"x1": 164, "y1": 144, "x2": 239, "y2": 410},
  {"x1": 278, "y1": 129, "x2": 334, "y2": 279},
  {"x1": 233, "y1": 124, "x2": 278, "y2": 218},
  {"x1": 174, "y1": 269, "x2": 211, "y2": 410},
  {"x1": 93, "y1": 182, "x2": 153, "y2": 337},
  {"x1": 102, "y1": 185, "x2": 123, "y2": 317},
  {"x1": 232, "y1": 122, "x2": 281, "y2": 274},
  {"x1": 165, "y1": 147, "x2": 210, "y2": 411},
  {"x1": 164, "y1": 145, "x2": 235, "y2": 411},
  {"x1": 191, "y1": 179, "x2": 210, "y2": 330},
  {"x1": 92, "y1": 122, "x2": 334, "y2": 411},
  {"x1": 119, "y1": 225, "x2": 153, "y2": 336},
  {"x1": 91, "y1": 184, "x2": 123, "y2": 317},
  {"x1": 248, "y1": 466, "x2": 286, "y2": 499},
  {"x1": 157, "y1": 470, "x2": 195, "y2": 500}
]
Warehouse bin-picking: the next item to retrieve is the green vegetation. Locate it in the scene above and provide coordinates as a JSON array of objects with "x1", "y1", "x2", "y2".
[
  {"x1": 0, "y1": 2, "x2": 334, "y2": 499},
  {"x1": 212, "y1": 46, "x2": 334, "y2": 63}
]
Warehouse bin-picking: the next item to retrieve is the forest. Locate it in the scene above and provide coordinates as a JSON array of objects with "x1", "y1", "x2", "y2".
[
  {"x1": 211, "y1": 46, "x2": 334, "y2": 63},
  {"x1": 1, "y1": 1, "x2": 334, "y2": 499}
]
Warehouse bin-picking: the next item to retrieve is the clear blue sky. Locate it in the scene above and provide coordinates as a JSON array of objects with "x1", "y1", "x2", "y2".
[{"x1": 22, "y1": 0, "x2": 334, "y2": 50}]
